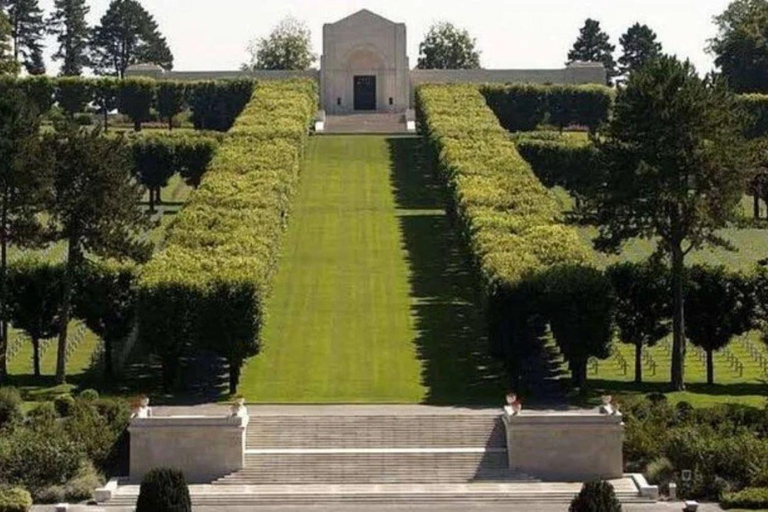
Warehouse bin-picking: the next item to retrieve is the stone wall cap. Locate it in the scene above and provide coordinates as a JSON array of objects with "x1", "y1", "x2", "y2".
[
  {"x1": 503, "y1": 411, "x2": 623, "y2": 425},
  {"x1": 129, "y1": 415, "x2": 248, "y2": 429}
]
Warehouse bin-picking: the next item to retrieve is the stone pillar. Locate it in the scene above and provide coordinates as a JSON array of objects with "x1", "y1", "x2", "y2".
[
  {"x1": 129, "y1": 415, "x2": 248, "y2": 484},
  {"x1": 502, "y1": 409, "x2": 623, "y2": 481}
]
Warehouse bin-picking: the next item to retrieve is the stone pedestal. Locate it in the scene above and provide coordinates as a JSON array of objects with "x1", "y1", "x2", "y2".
[
  {"x1": 129, "y1": 415, "x2": 248, "y2": 484},
  {"x1": 502, "y1": 410, "x2": 623, "y2": 481}
]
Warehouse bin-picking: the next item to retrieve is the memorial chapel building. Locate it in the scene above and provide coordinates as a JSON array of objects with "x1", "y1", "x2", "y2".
[{"x1": 127, "y1": 9, "x2": 606, "y2": 114}]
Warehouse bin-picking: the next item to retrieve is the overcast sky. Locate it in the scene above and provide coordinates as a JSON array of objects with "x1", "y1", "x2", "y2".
[{"x1": 36, "y1": 0, "x2": 733, "y2": 75}]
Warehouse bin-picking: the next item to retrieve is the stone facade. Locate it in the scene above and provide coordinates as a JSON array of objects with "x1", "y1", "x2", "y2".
[
  {"x1": 126, "y1": 10, "x2": 606, "y2": 114},
  {"x1": 321, "y1": 10, "x2": 409, "y2": 114},
  {"x1": 502, "y1": 410, "x2": 624, "y2": 481},
  {"x1": 128, "y1": 415, "x2": 248, "y2": 484}
]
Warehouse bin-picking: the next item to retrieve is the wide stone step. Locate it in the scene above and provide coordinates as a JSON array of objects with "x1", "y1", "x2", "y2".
[
  {"x1": 216, "y1": 451, "x2": 515, "y2": 485},
  {"x1": 245, "y1": 415, "x2": 505, "y2": 449}
]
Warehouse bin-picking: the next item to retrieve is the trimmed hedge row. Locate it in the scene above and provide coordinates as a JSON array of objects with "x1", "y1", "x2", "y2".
[
  {"x1": 125, "y1": 133, "x2": 221, "y2": 210},
  {"x1": 481, "y1": 84, "x2": 614, "y2": 133},
  {"x1": 515, "y1": 137, "x2": 599, "y2": 203},
  {"x1": 137, "y1": 79, "x2": 317, "y2": 393},
  {"x1": 721, "y1": 487, "x2": 768, "y2": 509},
  {"x1": 0, "y1": 76, "x2": 256, "y2": 132},
  {"x1": 415, "y1": 84, "x2": 593, "y2": 385}
]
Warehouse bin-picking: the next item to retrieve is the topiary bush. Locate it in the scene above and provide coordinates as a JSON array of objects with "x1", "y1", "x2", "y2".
[
  {"x1": 136, "y1": 468, "x2": 191, "y2": 512},
  {"x1": 0, "y1": 388, "x2": 22, "y2": 430},
  {"x1": 0, "y1": 486, "x2": 32, "y2": 512},
  {"x1": 569, "y1": 480, "x2": 622, "y2": 512},
  {"x1": 79, "y1": 389, "x2": 99, "y2": 402}
]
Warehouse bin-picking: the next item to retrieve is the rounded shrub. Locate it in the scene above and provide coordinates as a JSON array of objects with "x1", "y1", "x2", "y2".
[
  {"x1": 0, "y1": 486, "x2": 33, "y2": 512},
  {"x1": 54, "y1": 394, "x2": 75, "y2": 417},
  {"x1": 78, "y1": 389, "x2": 100, "y2": 402},
  {"x1": 0, "y1": 388, "x2": 22, "y2": 430},
  {"x1": 136, "y1": 468, "x2": 191, "y2": 512},
  {"x1": 26, "y1": 402, "x2": 58, "y2": 427},
  {"x1": 569, "y1": 480, "x2": 622, "y2": 512}
]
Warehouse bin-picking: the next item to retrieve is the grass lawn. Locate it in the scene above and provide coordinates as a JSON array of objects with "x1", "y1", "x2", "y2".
[{"x1": 239, "y1": 135, "x2": 505, "y2": 404}]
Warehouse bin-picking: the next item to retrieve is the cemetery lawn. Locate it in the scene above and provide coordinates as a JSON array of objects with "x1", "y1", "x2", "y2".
[
  {"x1": 551, "y1": 188, "x2": 768, "y2": 408},
  {"x1": 238, "y1": 135, "x2": 504, "y2": 403}
]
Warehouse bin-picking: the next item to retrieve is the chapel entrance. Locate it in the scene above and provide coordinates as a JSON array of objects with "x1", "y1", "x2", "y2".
[{"x1": 353, "y1": 75, "x2": 377, "y2": 111}]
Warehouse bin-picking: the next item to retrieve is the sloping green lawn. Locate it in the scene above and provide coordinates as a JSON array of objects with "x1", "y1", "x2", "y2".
[{"x1": 239, "y1": 136, "x2": 504, "y2": 403}]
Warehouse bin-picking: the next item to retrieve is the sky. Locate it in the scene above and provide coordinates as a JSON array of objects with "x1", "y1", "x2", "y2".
[{"x1": 35, "y1": 0, "x2": 733, "y2": 75}]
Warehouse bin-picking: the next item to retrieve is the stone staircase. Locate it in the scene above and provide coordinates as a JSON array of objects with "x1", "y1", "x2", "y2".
[
  {"x1": 215, "y1": 412, "x2": 518, "y2": 485},
  {"x1": 105, "y1": 406, "x2": 651, "y2": 507}
]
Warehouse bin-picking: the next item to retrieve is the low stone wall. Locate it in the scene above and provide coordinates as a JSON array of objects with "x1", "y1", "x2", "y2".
[
  {"x1": 502, "y1": 410, "x2": 624, "y2": 481},
  {"x1": 129, "y1": 415, "x2": 248, "y2": 484},
  {"x1": 125, "y1": 67, "x2": 320, "y2": 82}
]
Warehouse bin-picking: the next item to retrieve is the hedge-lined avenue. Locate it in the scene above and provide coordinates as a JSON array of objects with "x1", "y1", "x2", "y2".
[
  {"x1": 416, "y1": 84, "x2": 594, "y2": 386},
  {"x1": 137, "y1": 79, "x2": 317, "y2": 393}
]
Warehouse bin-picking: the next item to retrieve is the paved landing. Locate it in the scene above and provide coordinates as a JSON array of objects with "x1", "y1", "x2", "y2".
[{"x1": 324, "y1": 113, "x2": 409, "y2": 133}]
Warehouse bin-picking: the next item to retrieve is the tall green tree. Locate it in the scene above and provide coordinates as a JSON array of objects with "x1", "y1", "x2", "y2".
[
  {"x1": 710, "y1": 0, "x2": 768, "y2": 93},
  {"x1": 606, "y1": 261, "x2": 671, "y2": 383},
  {"x1": 685, "y1": 265, "x2": 754, "y2": 385},
  {"x1": 6, "y1": 258, "x2": 63, "y2": 377},
  {"x1": 90, "y1": 0, "x2": 173, "y2": 78},
  {"x1": 537, "y1": 265, "x2": 615, "y2": 389},
  {"x1": 156, "y1": 81, "x2": 186, "y2": 131},
  {"x1": 416, "y1": 22, "x2": 481, "y2": 70},
  {"x1": 48, "y1": 0, "x2": 91, "y2": 76},
  {"x1": 74, "y1": 260, "x2": 137, "y2": 380},
  {"x1": 0, "y1": 10, "x2": 18, "y2": 75},
  {"x1": 618, "y1": 23, "x2": 663, "y2": 78},
  {"x1": 568, "y1": 18, "x2": 617, "y2": 85},
  {"x1": 244, "y1": 16, "x2": 315, "y2": 71},
  {"x1": 47, "y1": 124, "x2": 152, "y2": 384},
  {"x1": 587, "y1": 56, "x2": 751, "y2": 391},
  {"x1": 1, "y1": 0, "x2": 46, "y2": 74},
  {"x1": 0, "y1": 88, "x2": 50, "y2": 383}
]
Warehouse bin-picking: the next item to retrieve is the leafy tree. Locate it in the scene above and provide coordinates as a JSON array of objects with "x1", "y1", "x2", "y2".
[
  {"x1": 156, "y1": 81, "x2": 186, "y2": 131},
  {"x1": 177, "y1": 137, "x2": 217, "y2": 189},
  {"x1": 0, "y1": 10, "x2": 18, "y2": 75},
  {"x1": 606, "y1": 261, "x2": 671, "y2": 383},
  {"x1": 0, "y1": 88, "x2": 50, "y2": 383},
  {"x1": 685, "y1": 265, "x2": 754, "y2": 385},
  {"x1": 1, "y1": 0, "x2": 46, "y2": 74},
  {"x1": 537, "y1": 264, "x2": 615, "y2": 389},
  {"x1": 55, "y1": 76, "x2": 92, "y2": 117},
  {"x1": 416, "y1": 22, "x2": 481, "y2": 70},
  {"x1": 48, "y1": 0, "x2": 91, "y2": 76},
  {"x1": 568, "y1": 18, "x2": 617, "y2": 85},
  {"x1": 92, "y1": 77, "x2": 118, "y2": 131},
  {"x1": 90, "y1": 0, "x2": 173, "y2": 78},
  {"x1": 6, "y1": 258, "x2": 63, "y2": 377},
  {"x1": 117, "y1": 78, "x2": 155, "y2": 132},
  {"x1": 245, "y1": 16, "x2": 315, "y2": 71},
  {"x1": 618, "y1": 23, "x2": 663, "y2": 78},
  {"x1": 587, "y1": 56, "x2": 751, "y2": 391},
  {"x1": 47, "y1": 124, "x2": 152, "y2": 384},
  {"x1": 74, "y1": 260, "x2": 137, "y2": 379},
  {"x1": 131, "y1": 137, "x2": 175, "y2": 211},
  {"x1": 710, "y1": 0, "x2": 768, "y2": 93}
]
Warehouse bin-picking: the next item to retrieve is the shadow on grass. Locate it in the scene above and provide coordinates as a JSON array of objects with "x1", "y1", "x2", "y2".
[{"x1": 387, "y1": 137, "x2": 506, "y2": 406}]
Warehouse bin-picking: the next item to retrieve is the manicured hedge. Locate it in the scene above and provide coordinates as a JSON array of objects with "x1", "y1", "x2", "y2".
[
  {"x1": 138, "y1": 79, "x2": 317, "y2": 393},
  {"x1": 416, "y1": 84, "x2": 593, "y2": 385},
  {"x1": 188, "y1": 79, "x2": 255, "y2": 132},
  {"x1": 721, "y1": 487, "x2": 768, "y2": 509},
  {"x1": 481, "y1": 84, "x2": 614, "y2": 133},
  {"x1": 515, "y1": 138, "x2": 599, "y2": 202}
]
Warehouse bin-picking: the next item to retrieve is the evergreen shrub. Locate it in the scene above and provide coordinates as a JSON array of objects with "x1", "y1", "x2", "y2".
[{"x1": 135, "y1": 468, "x2": 191, "y2": 512}]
